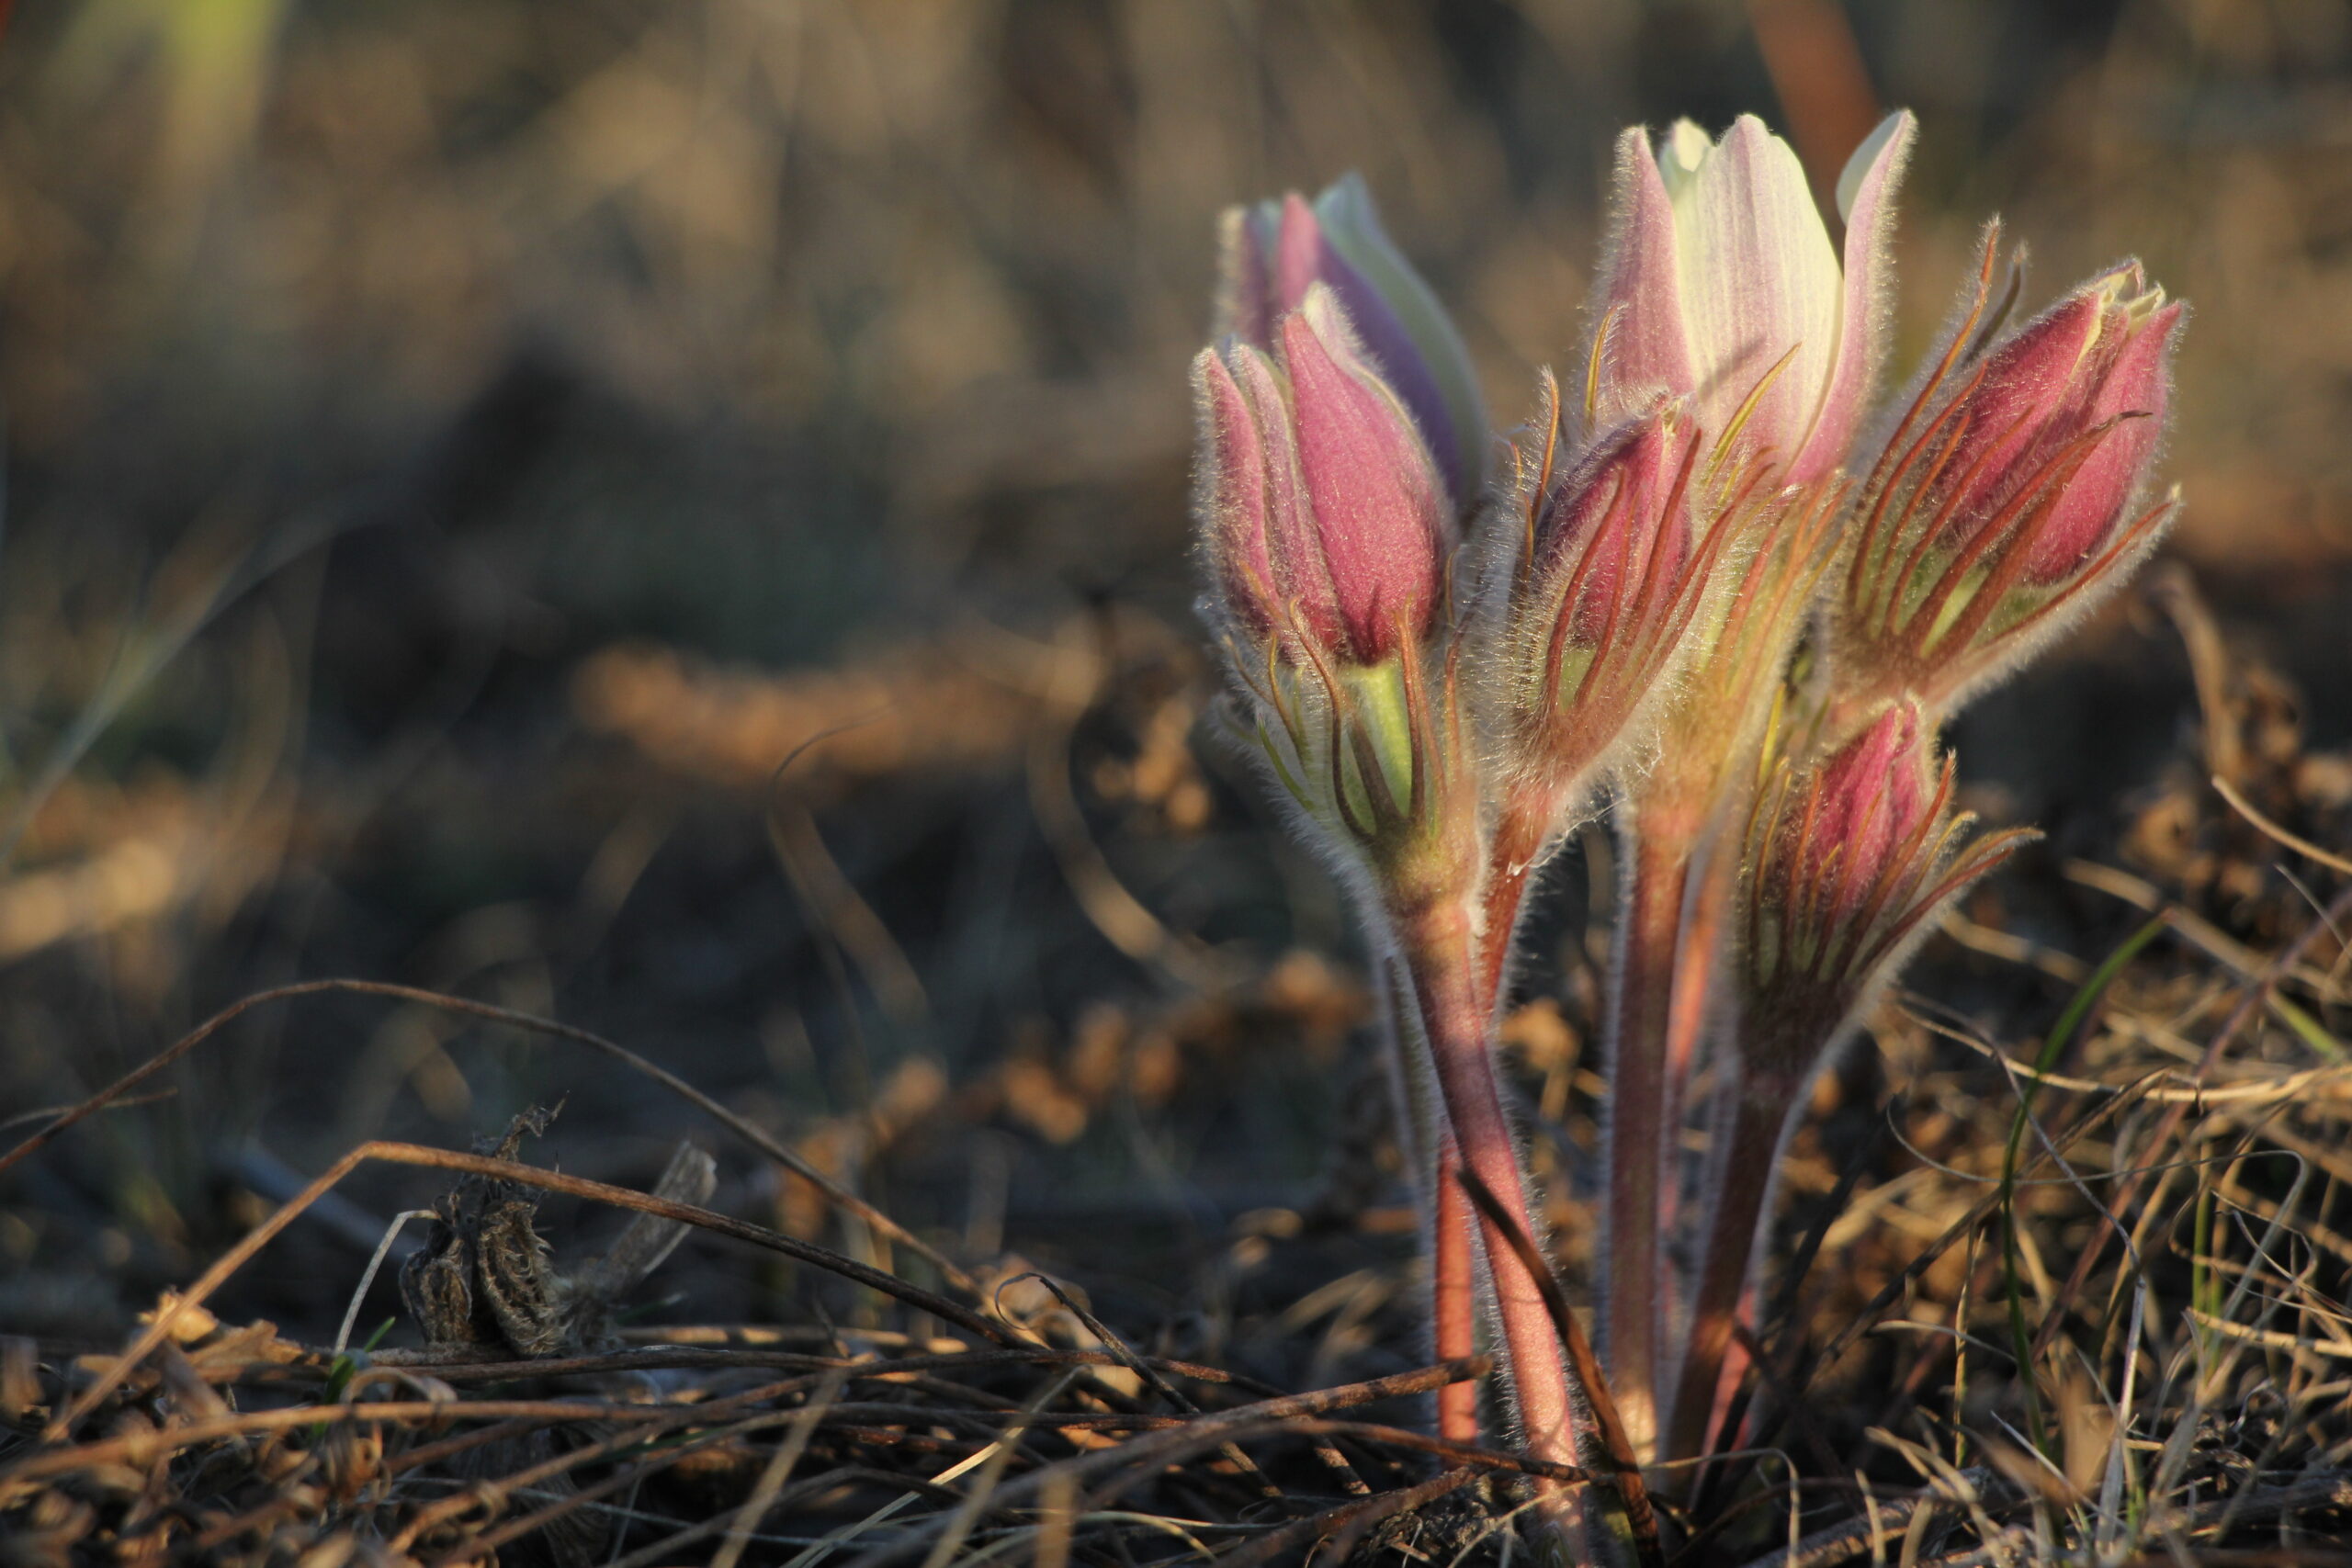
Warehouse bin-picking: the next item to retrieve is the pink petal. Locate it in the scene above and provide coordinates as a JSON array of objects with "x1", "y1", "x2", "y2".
[
  {"x1": 1533, "y1": 407, "x2": 1688, "y2": 642},
  {"x1": 1803, "y1": 701, "x2": 1930, "y2": 919},
  {"x1": 1586, "y1": 126, "x2": 1696, "y2": 431},
  {"x1": 1927, "y1": 290, "x2": 2109, "y2": 555},
  {"x1": 1789, "y1": 112, "x2": 1917, "y2": 484},
  {"x1": 2023, "y1": 299, "x2": 2181, "y2": 581},
  {"x1": 1273, "y1": 190, "x2": 1469, "y2": 504},
  {"x1": 1273, "y1": 194, "x2": 1327, "y2": 313},
  {"x1": 1281, "y1": 291, "x2": 1449, "y2": 661},
  {"x1": 1194, "y1": 349, "x2": 1279, "y2": 637},
  {"x1": 1314, "y1": 174, "x2": 1489, "y2": 502},
  {"x1": 1969, "y1": 292, "x2": 2109, "y2": 462},
  {"x1": 1232, "y1": 344, "x2": 1347, "y2": 649}
]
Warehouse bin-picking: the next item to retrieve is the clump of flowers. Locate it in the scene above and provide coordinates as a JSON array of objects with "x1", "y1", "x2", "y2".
[{"x1": 1188, "y1": 112, "x2": 2181, "y2": 1552}]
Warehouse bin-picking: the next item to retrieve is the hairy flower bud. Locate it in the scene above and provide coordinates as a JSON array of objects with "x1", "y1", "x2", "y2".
[
  {"x1": 1584, "y1": 112, "x2": 1913, "y2": 482},
  {"x1": 1195, "y1": 287, "x2": 1453, "y2": 667},
  {"x1": 1478, "y1": 389, "x2": 1748, "y2": 846},
  {"x1": 1530, "y1": 408, "x2": 1694, "y2": 646},
  {"x1": 1742, "y1": 702, "x2": 2026, "y2": 1071},
  {"x1": 1832, "y1": 243, "x2": 2185, "y2": 720},
  {"x1": 1217, "y1": 175, "x2": 1487, "y2": 507},
  {"x1": 1947, "y1": 263, "x2": 2182, "y2": 582},
  {"x1": 1781, "y1": 702, "x2": 1932, "y2": 930}
]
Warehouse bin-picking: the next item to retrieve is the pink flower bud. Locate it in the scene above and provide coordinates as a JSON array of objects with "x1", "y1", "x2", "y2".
[
  {"x1": 1217, "y1": 176, "x2": 1487, "y2": 508},
  {"x1": 1784, "y1": 702, "x2": 1932, "y2": 928},
  {"x1": 1742, "y1": 700, "x2": 2026, "y2": 1073},
  {"x1": 1831, "y1": 244, "x2": 2186, "y2": 720},
  {"x1": 1934, "y1": 265, "x2": 2182, "y2": 582},
  {"x1": 1479, "y1": 387, "x2": 1743, "y2": 832},
  {"x1": 1529, "y1": 405, "x2": 1694, "y2": 649},
  {"x1": 1196, "y1": 348, "x2": 1296, "y2": 645},
  {"x1": 1193, "y1": 288, "x2": 1452, "y2": 666}
]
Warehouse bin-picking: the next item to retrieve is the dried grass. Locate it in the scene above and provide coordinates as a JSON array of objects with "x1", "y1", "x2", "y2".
[
  {"x1": 2, "y1": 3, "x2": 2350, "y2": 1563},
  {"x1": 6, "y1": 818, "x2": 2351, "y2": 1566}
]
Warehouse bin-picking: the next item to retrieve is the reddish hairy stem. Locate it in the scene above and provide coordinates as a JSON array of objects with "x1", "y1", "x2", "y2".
[
  {"x1": 1666, "y1": 1072, "x2": 1796, "y2": 1462},
  {"x1": 1392, "y1": 894, "x2": 1587, "y2": 1473},
  {"x1": 1476, "y1": 783, "x2": 1731, "y2": 1464},
  {"x1": 1378, "y1": 950, "x2": 1480, "y2": 1444},
  {"x1": 1650, "y1": 825, "x2": 1736, "y2": 1295},
  {"x1": 1458, "y1": 798, "x2": 1556, "y2": 1451},
  {"x1": 1665, "y1": 841, "x2": 1740, "y2": 1133},
  {"x1": 1598, "y1": 826, "x2": 1690, "y2": 1456},
  {"x1": 1431, "y1": 1134, "x2": 1479, "y2": 1442},
  {"x1": 1476, "y1": 800, "x2": 1549, "y2": 1009}
]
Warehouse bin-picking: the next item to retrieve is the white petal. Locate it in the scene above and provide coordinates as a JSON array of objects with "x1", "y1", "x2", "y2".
[
  {"x1": 1666, "y1": 120, "x2": 1713, "y2": 172},
  {"x1": 1660, "y1": 119, "x2": 1713, "y2": 196},
  {"x1": 1667, "y1": 116, "x2": 1841, "y2": 463}
]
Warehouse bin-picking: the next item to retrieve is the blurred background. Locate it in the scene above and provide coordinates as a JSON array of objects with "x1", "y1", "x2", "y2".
[{"x1": 2, "y1": 0, "x2": 2348, "y2": 1363}]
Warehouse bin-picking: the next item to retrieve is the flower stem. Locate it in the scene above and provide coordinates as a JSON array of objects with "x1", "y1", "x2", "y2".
[
  {"x1": 1650, "y1": 828, "x2": 1736, "y2": 1299},
  {"x1": 1430, "y1": 1134, "x2": 1479, "y2": 1441},
  {"x1": 1598, "y1": 824, "x2": 1689, "y2": 1458},
  {"x1": 1375, "y1": 949, "x2": 1480, "y2": 1443},
  {"x1": 1474, "y1": 800, "x2": 1547, "y2": 1010},
  {"x1": 1391, "y1": 891, "x2": 1586, "y2": 1471},
  {"x1": 1664, "y1": 1069, "x2": 1796, "y2": 1462}
]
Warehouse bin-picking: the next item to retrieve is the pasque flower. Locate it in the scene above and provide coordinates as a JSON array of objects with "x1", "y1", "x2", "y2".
[
  {"x1": 1528, "y1": 405, "x2": 1694, "y2": 646},
  {"x1": 1585, "y1": 112, "x2": 1914, "y2": 481},
  {"x1": 1218, "y1": 175, "x2": 1487, "y2": 508},
  {"x1": 1199, "y1": 243, "x2": 1591, "y2": 1513},
  {"x1": 1663, "y1": 702, "x2": 2032, "y2": 1460},
  {"x1": 1183, "y1": 117, "x2": 2188, "y2": 1546},
  {"x1": 1834, "y1": 243, "x2": 2185, "y2": 721},
  {"x1": 1935, "y1": 264, "x2": 2179, "y2": 581},
  {"x1": 1766, "y1": 700, "x2": 1934, "y2": 944}
]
